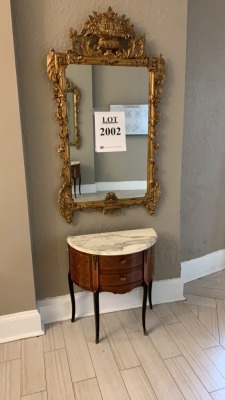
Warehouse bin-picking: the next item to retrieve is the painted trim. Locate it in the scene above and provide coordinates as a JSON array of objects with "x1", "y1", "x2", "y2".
[
  {"x1": 96, "y1": 181, "x2": 147, "y2": 191},
  {"x1": 38, "y1": 278, "x2": 184, "y2": 324},
  {"x1": 181, "y1": 249, "x2": 225, "y2": 283},
  {"x1": 3, "y1": 250, "x2": 223, "y2": 342},
  {"x1": 79, "y1": 180, "x2": 147, "y2": 194},
  {"x1": 2, "y1": 250, "x2": 224, "y2": 343},
  {"x1": 78, "y1": 183, "x2": 97, "y2": 194},
  {"x1": 0, "y1": 309, "x2": 44, "y2": 344}
]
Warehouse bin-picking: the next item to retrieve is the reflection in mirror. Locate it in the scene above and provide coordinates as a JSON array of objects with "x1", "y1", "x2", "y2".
[
  {"x1": 66, "y1": 82, "x2": 80, "y2": 148},
  {"x1": 66, "y1": 65, "x2": 148, "y2": 202}
]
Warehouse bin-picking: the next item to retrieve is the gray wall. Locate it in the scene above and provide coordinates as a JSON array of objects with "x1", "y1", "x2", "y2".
[
  {"x1": 11, "y1": 0, "x2": 187, "y2": 301},
  {"x1": 68, "y1": 65, "x2": 148, "y2": 184},
  {"x1": 93, "y1": 66, "x2": 148, "y2": 182},
  {"x1": 0, "y1": 0, "x2": 36, "y2": 315},
  {"x1": 181, "y1": 0, "x2": 225, "y2": 261}
]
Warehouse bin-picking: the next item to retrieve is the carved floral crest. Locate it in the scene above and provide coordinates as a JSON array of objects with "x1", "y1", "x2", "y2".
[{"x1": 69, "y1": 7, "x2": 146, "y2": 59}]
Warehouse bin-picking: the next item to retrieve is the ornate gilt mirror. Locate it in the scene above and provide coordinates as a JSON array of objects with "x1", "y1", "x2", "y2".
[{"x1": 47, "y1": 7, "x2": 165, "y2": 223}]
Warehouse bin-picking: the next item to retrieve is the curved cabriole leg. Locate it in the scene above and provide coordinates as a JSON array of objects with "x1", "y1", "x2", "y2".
[
  {"x1": 142, "y1": 282, "x2": 148, "y2": 335},
  {"x1": 74, "y1": 179, "x2": 76, "y2": 198},
  {"x1": 148, "y1": 280, "x2": 153, "y2": 309},
  {"x1": 79, "y1": 176, "x2": 81, "y2": 195},
  {"x1": 68, "y1": 272, "x2": 75, "y2": 322},
  {"x1": 93, "y1": 291, "x2": 100, "y2": 344}
]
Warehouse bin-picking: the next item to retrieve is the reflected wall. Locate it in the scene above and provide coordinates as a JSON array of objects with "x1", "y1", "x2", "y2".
[{"x1": 67, "y1": 64, "x2": 148, "y2": 193}]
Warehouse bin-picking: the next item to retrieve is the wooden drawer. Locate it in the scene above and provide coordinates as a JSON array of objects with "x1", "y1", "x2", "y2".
[
  {"x1": 99, "y1": 266, "x2": 143, "y2": 290},
  {"x1": 99, "y1": 251, "x2": 143, "y2": 272}
]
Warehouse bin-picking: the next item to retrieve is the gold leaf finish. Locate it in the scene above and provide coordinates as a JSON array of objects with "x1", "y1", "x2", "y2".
[
  {"x1": 66, "y1": 80, "x2": 81, "y2": 148},
  {"x1": 47, "y1": 7, "x2": 165, "y2": 222}
]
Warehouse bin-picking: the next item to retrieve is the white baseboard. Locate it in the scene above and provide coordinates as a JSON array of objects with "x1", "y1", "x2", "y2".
[
  {"x1": 38, "y1": 278, "x2": 184, "y2": 325},
  {"x1": 3, "y1": 249, "x2": 223, "y2": 342},
  {"x1": 0, "y1": 309, "x2": 44, "y2": 344},
  {"x1": 80, "y1": 180, "x2": 147, "y2": 194},
  {"x1": 96, "y1": 181, "x2": 147, "y2": 191},
  {"x1": 181, "y1": 249, "x2": 225, "y2": 283},
  {"x1": 2, "y1": 248, "x2": 223, "y2": 343}
]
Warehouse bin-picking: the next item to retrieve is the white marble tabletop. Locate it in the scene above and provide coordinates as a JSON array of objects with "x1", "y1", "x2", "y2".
[
  {"x1": 70, "y1": 161, "x2": 80, "y2": 165},
  {"x1": 67, "y1": 228, "x2": 157, "y2": 256}
]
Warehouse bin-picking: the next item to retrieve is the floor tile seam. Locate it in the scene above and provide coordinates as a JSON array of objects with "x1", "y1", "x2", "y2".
[
  {"x1": 185, "y1": 283, "x2": 225, "y2": 290},
  {"x1": 36, "y1": 336, "x2": 47, "y2": 399},
  {"x1": 73, "y1": 377, "x2": 104, "y2": 400},
  {"x1": 184, "y1": 288, "x2": 225, "y2": 299},
  {"x1": 216, "y1": 299, "x2": 225, "y2": 346},
  {"x1": 167, "y1": 302, "x2": 220, "y2": 348},
  {"x1": 43, "y1": 322, "x2": 66, "y2": 353},
  {"x1": 21, "y1": 389, "x2": 47, "y2": 398},
  {"x1": 210, "y1": 388, "x2": 225, "y2": 396},
  {"x1": 101, "y1": 313, "x2": 141, "y2": 371},
  {"x1": 116, "y1": 309, "x2": 142, "y2": 335},
  {"x1": 43, "y1": 344, "x2": 65, "y2": 353},
  {"x1": 104, "y1": 310, "x2": 143, "y2": 364},
  {"x1": 195, "y1": 305, "x2": 220, "y2": 343},
  {"x1": 127, "y1": 328, "x2": 185, "y2": 399},
  {"x1": 165, "y1": 354, "x2": 218, "y2": 396},
  {"x1": 86, "y1": 336, "x2": 130, "y2": 400},
  {"x1": 45, "y1": 347, "x2": 77, "y2": 400},
  {"x1": 0, "y1": 359, "x2": 21, "y2": 400},
  {"x1": 20, "y1": 337, "x2": 46, "y2": 398},
  {"x1": 165, "y1": 319, "x2": 218, "y2": 352},
  {"x1": 120, "y1": 365, "x2": 158, "y2": 400},
  {"x1": 184, "y1": 301, "x2": 216, "y2": 309},
  {"x1": 203, "y1": 347, "x2": 225, "y2": 381},
  {"x1": 151, "y1": 308, "x2": 180, "y2": 326},
  {"x1": 68, "y1": 320, "x2": 97, "y2": 383},
  {"x1": 165, "y1": 321, "x2": 225, "y2": 392}
]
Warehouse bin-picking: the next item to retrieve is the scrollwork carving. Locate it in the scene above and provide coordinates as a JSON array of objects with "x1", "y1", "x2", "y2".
[
  {"x1": 58, "y1": 186, "x2": 74, "y2": 223},
  {"x1": 70, "y1": 7, "x2": 146, "y2": 60},
  {"x1": 65, "y1": 82, "x2": 81, "y2": 148},
  {"x1": 47, "y1": 7, "x2": 165, "y2": 222}
]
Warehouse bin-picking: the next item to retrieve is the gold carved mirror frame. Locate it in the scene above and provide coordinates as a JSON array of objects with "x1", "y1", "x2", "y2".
[{"x1": 47, "y1": 7, "x2": 165, "y2": 223}]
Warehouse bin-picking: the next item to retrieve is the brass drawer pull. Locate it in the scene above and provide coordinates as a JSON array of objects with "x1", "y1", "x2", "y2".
[
  {"x1": 120, "y1": 259, "x2": 127, "y2": 264},
  {"x1": 120, "y1": 276, "x2": 126, "y2": 281}
]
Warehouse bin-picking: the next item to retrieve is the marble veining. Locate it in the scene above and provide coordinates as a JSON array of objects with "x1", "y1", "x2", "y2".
[{"x1": 67, "y1": 228, "x2": 157, "y2": 255}]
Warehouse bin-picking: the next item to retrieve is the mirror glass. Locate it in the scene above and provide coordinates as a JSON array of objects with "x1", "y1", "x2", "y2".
[{"x1": 66, "y1": 64, "x2": 148, "y2": 202}]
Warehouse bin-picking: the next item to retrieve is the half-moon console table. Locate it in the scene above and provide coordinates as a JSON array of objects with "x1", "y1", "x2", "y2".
[{"x1": 67, "y1": 228, "x2": 157, "y2": 343}]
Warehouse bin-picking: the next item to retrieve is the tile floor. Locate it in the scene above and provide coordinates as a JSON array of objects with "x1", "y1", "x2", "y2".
[{"x1": 1, "y1": 270, "x2": 225, "y2": 399}]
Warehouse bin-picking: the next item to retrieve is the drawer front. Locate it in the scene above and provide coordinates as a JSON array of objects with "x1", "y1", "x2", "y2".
[
  {"x1": 99, "y1": 251, "x2": 143, "y2": 272},
  {"x1": 99, "y1": 267, "x2": 143, "y2": 290},
  {"x1": 69, "y1": 247, "x2": 93, "y2": 291}
]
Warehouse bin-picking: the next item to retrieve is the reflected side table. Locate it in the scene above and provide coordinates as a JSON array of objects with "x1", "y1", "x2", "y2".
[
  {"x1": 70, "y1": 161, "x2": 81, "y2": 198},
  {"x1": 67, "y1": 228, "x2": 157, "y2": 343}
]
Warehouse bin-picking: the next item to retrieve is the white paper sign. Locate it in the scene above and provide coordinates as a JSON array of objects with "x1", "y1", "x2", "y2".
[{"x1": 94, "y1": 112, "x2": 126, "y2": 152}]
